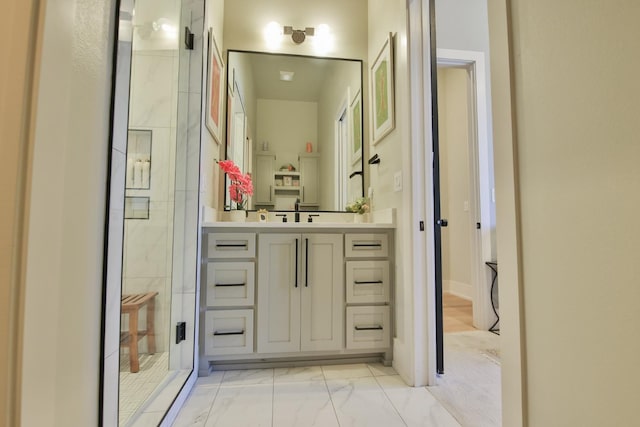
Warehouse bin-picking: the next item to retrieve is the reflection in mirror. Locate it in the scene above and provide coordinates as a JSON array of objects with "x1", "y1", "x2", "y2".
[
  {"x1": 112, "y1": 0, "x2": 197, "y2": 424},
  {"x1": 225, "y1": 50, "x2": 364, "y2": 211}
]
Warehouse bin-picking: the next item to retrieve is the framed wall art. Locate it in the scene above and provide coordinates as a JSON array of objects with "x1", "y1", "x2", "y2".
[
  {"x1": 206, "y1": 28, "x2": 224, "y2": 144},
  {"x1": 370, "y1": 33, "x2": 395, "y2": 145},
  {"x1": 350, "y1": 89, "x2": 362, "y2": 165}
]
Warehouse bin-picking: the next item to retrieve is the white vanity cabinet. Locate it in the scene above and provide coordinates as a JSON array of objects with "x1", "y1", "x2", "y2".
[
  {"x1": 345, "y1": 233, "x2": 392, "y2": 350},
  {"x1": 199, "y1": 225, "x2": 394, "y2": 374},
  {"x1": 257, "y1": 233, "x2": 343, "y2": 353},
  {"x1": 200, "y1": 233, "x2": 256, "y2": 368}
]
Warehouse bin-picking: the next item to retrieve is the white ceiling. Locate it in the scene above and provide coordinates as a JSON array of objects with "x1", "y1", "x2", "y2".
[{"x1": 238, "y1": 52, "x2": 360, "y2": 102}]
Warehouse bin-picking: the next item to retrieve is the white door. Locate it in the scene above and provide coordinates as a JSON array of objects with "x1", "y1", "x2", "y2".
[
  {"x1": 299, "y1": 155, "x2": 319, "y2": 206},
  {"x1": 300, "y1": 234, "x2": 344, "y2": 351},
  {"x1": 254, "y1": 154, "x2": 274, "y2": 205},
  {"x1": 257, "y1": 234, "x2": 301, "y2": 353}
]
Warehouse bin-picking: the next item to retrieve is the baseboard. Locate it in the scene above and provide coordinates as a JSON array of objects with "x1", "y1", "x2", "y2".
[{"x1": 444, "y1": 280, "x2": 472, "y2": 300}]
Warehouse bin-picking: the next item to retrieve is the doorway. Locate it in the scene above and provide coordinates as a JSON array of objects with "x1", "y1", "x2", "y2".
[
  {"x1": 430, "y1": 53, "x2": 502, "y2": 426},
  {"x1": 437, "y1": 65, "x2": 478, "y2": 334}
]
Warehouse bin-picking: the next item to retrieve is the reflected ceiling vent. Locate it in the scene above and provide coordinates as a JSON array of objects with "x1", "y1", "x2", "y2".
[
  {"x1": 284, "y1": 26, "x2": 315, "y2": 44},
  {"x1": 279, "y1": 71, "x2": 295, "y2": 82}
]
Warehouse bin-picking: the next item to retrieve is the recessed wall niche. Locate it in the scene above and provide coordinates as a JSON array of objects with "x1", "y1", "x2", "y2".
[
  {"x1": 124, "y1": 196, "x2": 150, "y2": 220},
  {"x1": 126, "y1": 129, "x2": 152, "y2": 190}
]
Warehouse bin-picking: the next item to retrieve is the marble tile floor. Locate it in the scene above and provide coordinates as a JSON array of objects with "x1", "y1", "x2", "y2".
[
  {"x1": 428, "y1": 331, "x2": 502, "y2": 427},
  {"x1": 173, "y1": 363, "x2": 462, "y2": 427}
]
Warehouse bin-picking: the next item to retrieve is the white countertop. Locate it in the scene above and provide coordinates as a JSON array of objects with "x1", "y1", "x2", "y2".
[
  {"x1": 201, "y1": 207, "x2": 397, "y2": 229},
  {"x1": 201, "y1": 221, "x2": 395, "y2": 229}
]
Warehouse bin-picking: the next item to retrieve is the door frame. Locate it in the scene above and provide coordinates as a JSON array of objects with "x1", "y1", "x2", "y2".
[
  {"x1": 437, "y1": 49, "x2": 495, "y2": 331},
  {"x1": 407, "y1": 0, "x2": 525, "y2": 425},
  {"x1": 334, "y1": 90, "x2": 351, "y2": 210}
]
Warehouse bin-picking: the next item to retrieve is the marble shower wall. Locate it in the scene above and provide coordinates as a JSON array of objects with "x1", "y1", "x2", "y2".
[{"x1": 122, "y1": 48, "x2": 180, "y2": 354}]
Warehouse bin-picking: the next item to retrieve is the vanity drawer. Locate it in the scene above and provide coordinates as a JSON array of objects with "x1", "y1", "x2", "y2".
[
  {"x1": 346, "y1": 261, "x2": 390, "y2": 304},
  {"x1": 345, "y1": 233, "x2": 389, "y2": 258},
  {"x1": 206, "y1": 262, "x2": 255, "y2": 307},
  {"x1": 346, "y1": 306, "x2": 390, "y2": 350},
  {"x1": 204, "y1": 309, "x2": 254, "y2": 356},
  {"x1": 206, "y1": 233, "x2": 256, "y2": 258}
]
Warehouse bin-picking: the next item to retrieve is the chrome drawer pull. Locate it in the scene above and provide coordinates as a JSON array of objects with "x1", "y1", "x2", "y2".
[
  {"x1": 215, "y1": 243, "x2": 248, "y2": 248},
  {"x1": 213, "y1": 329, "x2": 245, "y2": 336},
  {"x1": 354, "y1": 280, "x2": 383, "y2": 285},
  {"x1": 214, "y1": 283, "x2": 245, "y2": 287},
  {"x1": 355, "y1": 325, "x2": 383, "y2": 331}
]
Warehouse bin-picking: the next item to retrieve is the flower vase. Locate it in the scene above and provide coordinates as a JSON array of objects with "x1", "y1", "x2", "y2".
[{"x1": 229, "y1": 210, "x2": 246, "y2": 222}]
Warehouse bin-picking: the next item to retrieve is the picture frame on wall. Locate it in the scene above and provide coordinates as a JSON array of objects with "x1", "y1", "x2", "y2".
[
  {"x1": 350, "y1": 89, "x2": 363, "y2": 165},
  {"x1": 206, "y1": 28, "x2": 224, "y2": 144},
  {"x1": 370, "y1": 33, "x2": 395, "y2": 145}
]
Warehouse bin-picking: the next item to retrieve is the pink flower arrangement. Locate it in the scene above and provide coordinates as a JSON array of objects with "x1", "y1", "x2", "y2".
[{"x1": 217, "y1": 159, "x2": 254, "y2": 209}]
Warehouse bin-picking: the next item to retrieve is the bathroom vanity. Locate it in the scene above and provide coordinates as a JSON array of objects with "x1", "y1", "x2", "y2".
[{"x1": 198, "y1": 218, "x2": 395, "y2": 375}]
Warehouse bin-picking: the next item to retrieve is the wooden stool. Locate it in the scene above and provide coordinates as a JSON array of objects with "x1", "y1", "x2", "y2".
[{"x1": 120, "y1": 292, "x2": 158, "y2": 373}]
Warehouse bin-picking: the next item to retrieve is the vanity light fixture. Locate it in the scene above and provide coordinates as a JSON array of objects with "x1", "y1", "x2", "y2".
[
  {"x1": 265, "y1": 22, "x2": 333, "y2": 53},
  {"x1": 313, "y1": 24, "x2": 334, "y2": 54},
  {"x1": 284, "y1": 26, "x2": 315, "y2": 44},
  {"x1": 265, "y1": 21, "x2": 283, "y2": 49}
]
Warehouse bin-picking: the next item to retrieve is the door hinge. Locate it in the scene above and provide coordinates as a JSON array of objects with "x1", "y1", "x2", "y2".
[
  {"x1": 184, "y1": 27, "x2": 194, "y2": 50},
  {"x1": 419, "y1": 221, "x2": 425, "y2": 231},
  {"x1": 176, "y1": 322, "x2": 186, "y2": 344},
  {"x1": 476, "y1": 222, "x2": 481, "y2": 229}
]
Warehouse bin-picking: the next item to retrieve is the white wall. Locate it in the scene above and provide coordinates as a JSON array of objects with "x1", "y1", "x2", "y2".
[
  {"x1": 1, "y1": 0, "x2": 39, "y2": 423},
  {"x1": 496, "y1": 0, "x2": 640, "y2": 425},
  {"x1": 257, "y1": 99, "x2": 318, "y2": 168},
  {"x1": 368, "y1": 0, "x2": 415, "y2": 383},
  {"x1": 223, "y1": 0, "x2": 368, "y2": 60},
  {"x1": 201, "y1": 0, "x2": 225, "y2": 216},
  {"x1": 438, "y1": 67, "x2": 472, "y2": 298},
  {"x1": 20, "y1": 0, "x2": 115, "y2": 424}
]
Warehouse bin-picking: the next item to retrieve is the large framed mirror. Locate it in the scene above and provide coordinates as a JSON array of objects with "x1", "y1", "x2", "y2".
[{"x1": 223, "y1": 50, "x2": 365, "y2": 212}]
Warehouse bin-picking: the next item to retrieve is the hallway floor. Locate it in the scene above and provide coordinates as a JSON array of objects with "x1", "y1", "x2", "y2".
[{"x1": 443, "y1": 293, "x2": 476, "y2": 333}]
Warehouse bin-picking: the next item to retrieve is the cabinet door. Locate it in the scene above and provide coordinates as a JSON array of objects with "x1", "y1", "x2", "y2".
[
  {"x1": 299, "y1": 155, "x2": 319, "y2": 206},
  {"x1": 257, "y1": 234, "x2": 301, "y2": 353},
  {"x1": 300, "y1": 234, "x2": 344, "y2": 351},
  {"x1": 255, "y1": 154, "x2": 275, "y2": 204}
]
